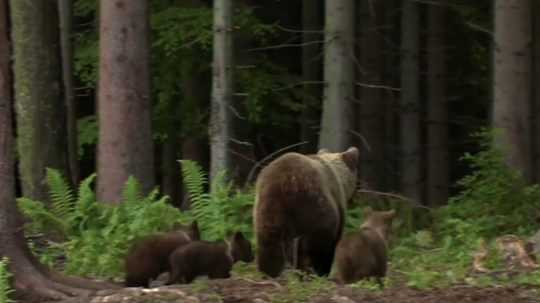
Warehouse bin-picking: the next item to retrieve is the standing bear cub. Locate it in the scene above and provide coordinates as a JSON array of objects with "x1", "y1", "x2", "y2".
[
  {"x1": 167, "y1": 231, "x2": 253, "y2": 284},
  {"x1": 334, "y1": 208, "x2": 396, "y2": 285},
  {"x1": 124, "y1": 221, "x2": 200, "y2": 287},
  {"x1": 253, "y1": 147, "x2": 359, "y2": 277}
]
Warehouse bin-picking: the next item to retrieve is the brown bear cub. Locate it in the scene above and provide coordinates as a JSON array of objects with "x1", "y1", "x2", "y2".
[
  {"x1": 254, "y1": 147, "x2": 359, "y2": 277},
  {"x1": 167, "y1": 232, "x2": 253, "y2": 284},
  {"x1": 124, "y1": 221, "x2": 200, "y2": 287},
  {"x1": 334, "y1": 209, "x2": 396, "y2": 285}
]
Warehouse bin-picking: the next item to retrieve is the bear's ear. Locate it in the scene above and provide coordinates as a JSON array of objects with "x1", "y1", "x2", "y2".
[
  {"x1": 232, "y1": 231, "x2": 246, "y2": 243},
  {"x1": 341, "y1": 146, "x2": 359, "y2": 170},
  {"x1": 317, "y1": 148, "x2": 329, "y2": 155},
  {"x1": 383, "y1": 209, "x2": 396, "y2": 220},
  {"x1": 363, "y1": 206, "x2": 373, "y2": 217}
]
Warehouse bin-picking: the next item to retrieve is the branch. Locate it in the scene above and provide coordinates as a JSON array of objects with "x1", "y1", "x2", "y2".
[
  {"x1": 356, "y1": 189, "x2": 431, "y2": 209},
  {"x1": 272, "y1": 80, "x2": 324, "y2": 92},
  {"x1": 355, "y1": 82, "x2": 401, "y2": 92},
  {"x1": 348, "y1": 130, "x2": 372, "y2": 152},
  {"x1": 245, "y1": 141, "x2": 309, "y2": 186},
  {"x1": 275, "y1": 24, "x2": 323, "y2": 34},
  {"x1": 247, "y1": 39, "x2": 326, "y2": 52}
]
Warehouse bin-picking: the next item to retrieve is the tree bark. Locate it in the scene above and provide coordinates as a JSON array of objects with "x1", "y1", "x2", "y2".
[
  {"x1": 400, "y1": 0, "x2": 422, "y2": 202},
  {"x1": 300, "y1": 0, "x2": 322, "y2": 153},
  {"x1": 58, "y1": 0, "x2": 79, "y2": 187},
  {"x1": 319, "y1": 0, "x2": 355, "y2": 151},
  {"x1": 533, "y1": 0, "x2": 540, "y2": 182},
  {"x1": 1, "y1": 3, "x2": 117, "y2": 300},
  {"x1": 97, "y1": 0, "x2": 155, "y2": 203},
  {"x1": 210, "y1": 0, "x2": 233, "y2": 190},
  {"x1": 11, "y1": 0, "x2": 70, "y2": 202},
  {"x1": 356, "y1": 0, "x2": 386, "y2": 190},
  {"x1": 426, "y1": 2, "x2": 448, "y2": 206},
  {"x1": 493, "y1": 0, "x2": 532, "y2": 181}
]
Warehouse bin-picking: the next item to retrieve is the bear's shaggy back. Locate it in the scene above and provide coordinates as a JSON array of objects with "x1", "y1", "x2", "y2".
[{"x1": 253, "y1": 147, "x2": 359, "y2": 278}]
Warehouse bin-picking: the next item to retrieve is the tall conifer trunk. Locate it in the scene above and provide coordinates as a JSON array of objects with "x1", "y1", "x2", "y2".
[
  {"x1": 11, "y1": 0, "x2": 70, "y2": 201},
  {"x1": 97, "y1": 0, "x2": 155, "y2": 203}
]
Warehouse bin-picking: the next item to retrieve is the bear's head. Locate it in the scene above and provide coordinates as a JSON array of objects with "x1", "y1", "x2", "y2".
[
  {"x1": 360, "y1": 208, "x2": 396, "y2": 242},
  {"x1": 229, "y1": 232, "x2": 254, "y2": 263},
  {"x1": 316, "y1": 146, "x2": 359, "y2": 198},
  {"x1": 171, "y1": 220, "x2": 200, "y2": 241}
]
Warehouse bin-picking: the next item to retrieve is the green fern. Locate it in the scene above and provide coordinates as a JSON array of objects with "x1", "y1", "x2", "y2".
[
  {"x1": 46, "y1": 168, "x2": 76, "y2": 230},
  {"x1": 0, "y1": 258, "x2": 14, "y2": 303},
  {"x1": 179, "y1": 160, "x2": 255, "y2": 241},
  {"x1": 179, "y1": 159, "x2": 209, "y2": 205},
  {"x1": 18, "y1": 197, "x2": 68, "y2": 236},
  {"x1": 121, "y1": 176, "x2": 143, "y2": 205}
]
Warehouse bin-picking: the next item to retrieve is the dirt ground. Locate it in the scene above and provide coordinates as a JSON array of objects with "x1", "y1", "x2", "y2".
[{"x1": 37, "y1": 277, "x2": 540, "y2": 303}]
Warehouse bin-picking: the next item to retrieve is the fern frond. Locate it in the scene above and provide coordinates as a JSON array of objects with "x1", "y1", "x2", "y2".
[
  {"x1": 121, "y1": 176, "x2": 143, "y2": 204},
  {"x1": 179, "y1": 159, "x2": 207, "y2": 202},
  {"x1": 46, "y1": 168, "x2": 75, "y2": 221},
  {"x1": 17, "y1": 197, "x2": 69, "y2": 236},
  {"x1": 0, "y1": 257, "x2": 14, "y2": 303}
]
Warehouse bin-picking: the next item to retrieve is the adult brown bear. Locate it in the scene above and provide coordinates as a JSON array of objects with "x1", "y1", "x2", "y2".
[{"x1": 253, "y1": 147, "x2": 359, "y2": 277}]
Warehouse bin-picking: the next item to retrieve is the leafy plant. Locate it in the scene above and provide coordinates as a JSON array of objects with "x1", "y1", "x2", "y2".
[
  {"x1": 180, "y1": 160, "x2": 255, "y2": 241},
  {"x1": 390, "y1": 130, "x2": 540, "y2": 289},
  {"x1": 0, "y1": 258, "x2": 14, "y2": 303},
  {"x1": 18, "y1": 169, "x2": 192, "y2": 278},
  {"x1": 271, "y1": 271, "x2": 335, "y2": 303}
]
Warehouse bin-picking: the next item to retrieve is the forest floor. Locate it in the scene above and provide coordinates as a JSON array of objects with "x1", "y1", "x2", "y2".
[{"x1": 41, "y1": 271, "x2": 540, "y2": 303}]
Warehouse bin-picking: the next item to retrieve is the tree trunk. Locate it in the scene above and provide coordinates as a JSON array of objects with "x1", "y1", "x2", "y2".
[
  {"x1": 383, "y1": 0, "x2": 400, "y2": 193},
  {"x1": 319, "y1": 0, "x2": 355, "y2": 151},
  {"x1": 533, "y1": 0, "x2": 540, "y2": 182},
  {"x1": 97, "y1": 0, "x2": 155, "y2": 203},
  {"x1": 300, "y1": 0, "x2": 322, "y2": 153},
  {"x1": 426, "y1": 2, "x2": 448, "y2": 206},
  {"x1": 493, "y1": 0, "x2": 532, "y2": 181},
  {"x1": 11, "y1": 0, "x2": 70, "y2": 202},
  {"x1": 58, "y1": 0, "x2": 78, "y2": 187},
  {"x1": 1, "y1": 3, "x2": 116, "y2": 300},
  {"x1": 356, "y1": 0, "x2": 386, "y2": 190},
  {"x1": 161, "y1": 101, "x2": 181, "y2": 208},
  {"x1": 400, "y1": 0, "x2": 422, "y2": 202},
  {"x1": 210, "y1": 0, "x2": 233, "y2": 190}
]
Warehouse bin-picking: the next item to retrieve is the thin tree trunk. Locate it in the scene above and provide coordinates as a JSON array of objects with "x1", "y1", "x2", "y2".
[
  {"x1": 97, "y1": 0, "x2": 155, "y2": 203},
  {"x1": 210, "y1": 0, "x2": 233, "y2": 190},
  {"x1": 426, "y1": 2, "x2": 448, "y2": 206},
  {"x1": 493, "y1": 0, "x2": 532, "y2": 181},
  {"x1": 300, "y1": 0, "x2": 322, "y2": 153},
  {"x1": 319, "y1": 0, "x2": 355, "y2": 151},
  {"x1": 58, "y1": 0, "x2": 78, "y2": 187},
  {"x1": 11, "y1": 0, "x2": 70, "y2": 202},
  {"x1": 161, "y1": 102, "x2": 181, "y2": 207},
  {"x1": 383, "y1": 0, "x2": 400, "y2": 192},
  {"x1": 357, "y1": 0, "x2": 386, "y2": 190},
  {"x1": 533, "y1": 0, "x2": 540, "y2": 182},
  {"x1": 400, "y1": 0, "x2": 422, "y2": 202}
]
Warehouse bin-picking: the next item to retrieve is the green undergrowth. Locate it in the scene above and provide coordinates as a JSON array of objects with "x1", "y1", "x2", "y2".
[
  {"x1": 389, "y1": 131, "x2": 540, "y2": 289},
  {"x1": 19, "y1": 160, "x2": 255, "y2": 280},
  {"x1": 0, "y1": 258, "x2": 14, "y2": 303}
]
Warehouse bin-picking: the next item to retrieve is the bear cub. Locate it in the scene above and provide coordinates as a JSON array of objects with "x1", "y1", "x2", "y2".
[
  {"x1": 124, "y1": 221, "x2": 200, "y2": 287},
  {"x1": 334, "y1": 208, "x2": 396, "y2": 285},
  {"x1": 167, "y1": 231, "x2": 253, "y2": 284}
]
